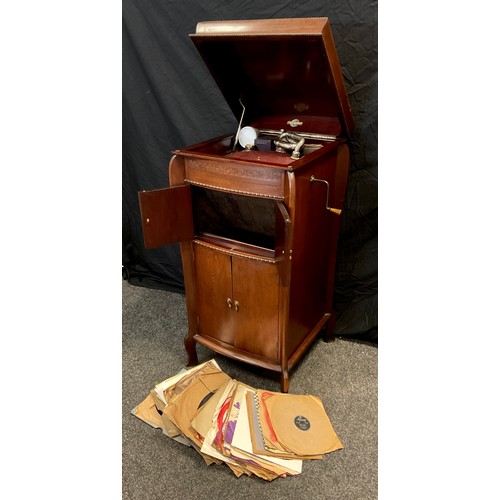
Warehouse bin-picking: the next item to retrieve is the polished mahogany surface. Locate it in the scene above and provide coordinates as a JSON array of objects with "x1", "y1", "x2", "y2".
[
  {"x1": 167, "y1": 141, "x2": 350, "y2": 392},
  {"x1": 138, "y1": 18, "x2": 353, "y2": 392},
  {"x1": 191, "y1": 18, "x2": 353, "y2": 138}
]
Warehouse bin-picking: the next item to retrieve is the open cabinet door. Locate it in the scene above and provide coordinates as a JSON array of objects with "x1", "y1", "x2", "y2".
[
  {"x1": 275, "y1": 201, "x2": 292, "y2": 287},
  {"x1": 138, "y1": 185, "x2": 194, "y2": 249}
]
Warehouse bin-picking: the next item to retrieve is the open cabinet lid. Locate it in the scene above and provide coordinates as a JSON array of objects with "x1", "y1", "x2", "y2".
[{"x1": 190, "y1": 17, "x2": 354, "y2": 138}]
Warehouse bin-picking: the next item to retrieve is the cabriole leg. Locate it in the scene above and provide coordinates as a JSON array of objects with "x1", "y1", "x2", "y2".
[
  {"x1": 184, "y1": 335, "x2": 198, "y2": 366},
  {"x1": 280, "y1": 368, "x2": 289, "y2": 393}
]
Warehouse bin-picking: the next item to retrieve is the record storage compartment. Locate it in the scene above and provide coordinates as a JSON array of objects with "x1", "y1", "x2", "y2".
[{"x1": 193, "y1": 187, "x2": 281, "y2": 257}]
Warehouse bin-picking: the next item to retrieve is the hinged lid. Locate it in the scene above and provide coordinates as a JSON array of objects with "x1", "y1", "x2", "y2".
[{"x1": 190, "y1": 18, "x2": 353, "y2": 138}]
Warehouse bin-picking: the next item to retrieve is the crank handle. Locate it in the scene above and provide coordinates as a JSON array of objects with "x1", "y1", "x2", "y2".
[{"x1": 310, "y1": 176, "x2": 343, "y2": 215}]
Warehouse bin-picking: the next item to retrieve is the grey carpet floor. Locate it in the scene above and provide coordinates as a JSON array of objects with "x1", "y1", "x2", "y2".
[{"x1": 122, "y1": 280, "x2": 377, "y2": 499}]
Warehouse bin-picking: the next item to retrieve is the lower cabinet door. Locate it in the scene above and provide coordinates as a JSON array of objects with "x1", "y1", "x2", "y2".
[
  {"x1": 194, "y1": 244, "x2": 234, "y2": 345},
  {"x1": 194, "y1": 244, "x2": 280, "y2": 363},
  {"x1": 232, "y1": 256, "x2": 280, "y2": 362}
]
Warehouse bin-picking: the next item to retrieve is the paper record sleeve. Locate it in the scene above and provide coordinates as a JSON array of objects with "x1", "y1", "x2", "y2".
[{"x1": 264, "y1": 394, "x2": 343, "y2": 456}]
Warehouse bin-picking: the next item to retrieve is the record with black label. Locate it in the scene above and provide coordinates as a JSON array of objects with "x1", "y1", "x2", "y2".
[{"x1": 264, "y1": 394, "x2": 343, "y2": 456}]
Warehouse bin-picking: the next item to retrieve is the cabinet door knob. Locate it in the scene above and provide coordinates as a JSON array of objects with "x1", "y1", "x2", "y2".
[
  {"x1": 227, "y1": 298, "x2": 233, "y2": 309},
  {"x1": 234, "y1": 300, "x2": 240, "y2": 312}
]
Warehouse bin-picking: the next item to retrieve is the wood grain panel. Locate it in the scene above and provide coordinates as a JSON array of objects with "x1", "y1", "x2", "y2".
[
  {"x1": 138, "y1": 186, "x2": 194, "y2": 249},
  {"x1": 232, "y1": 257, "x2": 280, "y2": 362},
  {"x1": 193, "y1": 244, "x2": 234, "y2": 345},
  {"x1": 184, "y1": 158, "x2": 285, "y2": 199}
]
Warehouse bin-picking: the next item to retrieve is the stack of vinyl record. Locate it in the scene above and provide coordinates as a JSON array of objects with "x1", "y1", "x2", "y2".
[{"x1": 131, "y1": 359, "x2": 343, "y2": 480}]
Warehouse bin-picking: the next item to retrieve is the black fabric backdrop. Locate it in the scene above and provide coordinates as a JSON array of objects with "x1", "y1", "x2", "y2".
[{"x1": 122, "y1": 0, "x2": 378, "y2": 343}]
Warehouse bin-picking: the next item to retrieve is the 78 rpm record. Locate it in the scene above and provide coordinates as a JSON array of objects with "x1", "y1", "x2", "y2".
[{"x1": 264, "y1": 394, "x2": 343, "y2": 456}]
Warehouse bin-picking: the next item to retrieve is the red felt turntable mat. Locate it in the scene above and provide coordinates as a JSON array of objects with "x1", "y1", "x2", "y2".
[{"x1": 264, "y1": 394, "x2": 343, "y2": 456}]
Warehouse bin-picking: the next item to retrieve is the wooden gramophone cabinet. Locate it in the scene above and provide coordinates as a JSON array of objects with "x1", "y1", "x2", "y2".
[{"x1": 138, "y1": 18, "x2": 354, "y2": 392}]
